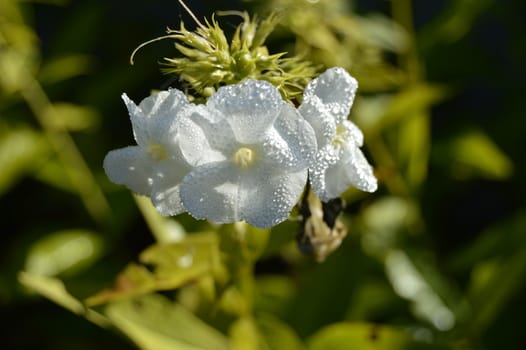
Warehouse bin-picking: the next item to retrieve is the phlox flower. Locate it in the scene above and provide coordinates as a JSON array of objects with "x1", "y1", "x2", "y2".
[
  {"x1": 299, "y1": 67, "x2": 377, "y2": 201},
  {"x1": 103, "y1": 89, "x2": 192, "y2": 216},
  {"x1": 177, "y1": 79, "x2": 317, "y2": 228}
]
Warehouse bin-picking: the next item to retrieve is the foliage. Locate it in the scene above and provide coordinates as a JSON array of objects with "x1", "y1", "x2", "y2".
[{"x1": 1, "y1": 0, "x2": 525, "y2": 349}]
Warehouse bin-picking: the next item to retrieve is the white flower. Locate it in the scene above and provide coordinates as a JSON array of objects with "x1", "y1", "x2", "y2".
[
  {"x1": 299, "y1": 67, "x2": 377, "y2": 201},
  {"x1": 103, "y1": 89, "x2": 192, "y2": 216},
  {"x1": 177, "y1": 79, "x2": 317, "y2": 228}
]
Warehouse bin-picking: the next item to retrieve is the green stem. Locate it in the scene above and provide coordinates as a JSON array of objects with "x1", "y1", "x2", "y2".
[
  {"x1": 391, "y1": 0, "x2": 422, "y2": 83},
  {"x1": 21, "y1": 73, "x2": 111, "y2": 225}
]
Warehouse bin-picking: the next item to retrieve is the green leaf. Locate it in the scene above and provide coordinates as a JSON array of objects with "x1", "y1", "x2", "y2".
[
  {"x1": 397, "y1": 112, "x2": 430, "y2": 189},
  {"x1": 38, "y1": 55, "x2": 92, "y2": 84},
  {"x1": 361, "y1": 197, "x2": 420, "y2": 256},
  {"x1": 254, "y1": 275, "x2": 296, "y2": 318},
  {"x1": 24, "y1": 229, "x2": 104, "y2": 277},
  {"x1": 463, "y1": 212, "x2": 526, "y2": 335},
  {"x1": 32, "y1": 157, "x2": 75, "y2": 192},
  {"x1": 134, "y1": 194, "x2": 187, "y2": 244},
  {"x1": 106, "y1": 294, "x2": 230, "y2": 350},
  {"x1": 43, "y1": 103, "x2": 100, "y2": 131},
  {"x1": 256, "y1": 313, "x2": 305, "y2": 350},
  {"x1": 307, "y1": 322, "x2": 441, "y2": 350},
  {"x1": 380, "y1": 85, "x2": 447, "y2": 129},
  {"x1": 18, "y1": 272, "x2": 109, "y2": 327},
  {"x1": 0, "y1": 42, "x2": 36, "y2": 93},
  {"x1": 444, "y1": 129, "x2": 513, "y2": 180},
  {"x1": 229, "y1": 317, "x2": 260, "y2": 350},
  {"x1": 0, "y1": 127, "x2": 50, "y2": 194},
  {"x1": 419, "y1": 0, "x2": 494, "y2": 47},
  {"x1": 86, "y1": 232, "x2": 223, "y2": 306},
  {"x1": 384, "y1": 250, "x2": 458, "y2": 332}
]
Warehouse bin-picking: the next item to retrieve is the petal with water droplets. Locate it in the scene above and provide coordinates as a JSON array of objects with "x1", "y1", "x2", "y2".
[
  {"x1": 150, "y1": 160, "x2": 193, "y2": 216},
  {"x1": 180, "y1": 162, "x2": 242, "y2": 224},
  {"x1": 302, "y1": 67, "x2": 358, "y2": 123},
  {"x1": 261, "y1": 103, "x2": 317, "y2": 171},
  {"x1": 207, "y1": 79, "x2": 281, "y2": 143},
  {"x1": 103, "y1": 146, "x2": 155, "y2": 196},
  {"x1": 239, "y1": 167, "x2": 307, "y2": 228},
  {"x1": 123, "y1": 89, "x2": 188, "y2": 148},
  {"x1": 177, "y1": 105, "x2": 229, "y2": 166}
]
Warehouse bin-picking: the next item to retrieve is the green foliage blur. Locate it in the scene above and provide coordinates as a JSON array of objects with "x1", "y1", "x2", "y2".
[{"x1": 1, "y1": 0, "x2": 525, "y2": 349}]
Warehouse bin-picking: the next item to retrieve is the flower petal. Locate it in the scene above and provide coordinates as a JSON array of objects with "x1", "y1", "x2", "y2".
[
  {"x1": 150, "y1": 159, "x2": 193, "y2": 216},
  {"x1": 207, "y1": 79, "x2": 282, "y2": 143},
  {"x1": 298, "y1": 97, "x2": 337, "y2": 148},
  {"x1": 342, "y1": 120, "x2": 364, "y2": 147},
  {"x1": 239, "y1": 167, "x2": 308, "y2": 228},
  {"x1": 309, "y1": 144, "x2": 341, "y2": 201},
  {"x1": 151, "y1": 184, "x2": 184, "y2": 216},
  {"x1": 122, "y1": 89, "x2": 189, "y2": 148},
  {"x1": 310, "y1": 142, "x2": 377, "y2": 200},
  {"x1": 180, "y1": 162, "x2": 307, "y2": 228},
  {"x1": 261, "y1": 102, "x2": 317, "y2": 171},
  {"x1": 180, "y1": 162, "x2": 241, "y2": 224},
  {"x1": 302, "y1": 67, "x2": 358, "y2": 123},
  {"x1": 177, "y1": 105, "x2": 231, "y2": 166},
  {"x1": 103, "y1": 146, "x2": 155, "y2": 196},
  {"x1": 338, "y1": 143, "x2": 377, "y2": 193}
]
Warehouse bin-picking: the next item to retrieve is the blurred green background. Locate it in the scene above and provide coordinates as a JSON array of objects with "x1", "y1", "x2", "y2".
[{"x1": 1, "y1": 0, "x2": 525, "y2": 349}]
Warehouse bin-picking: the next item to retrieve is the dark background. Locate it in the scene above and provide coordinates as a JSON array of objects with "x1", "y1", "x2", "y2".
[{"x1": 1, "y1": 0, "x2": 525, "y2": 349}]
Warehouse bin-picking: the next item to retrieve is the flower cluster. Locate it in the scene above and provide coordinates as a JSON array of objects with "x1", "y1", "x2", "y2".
[{"x1": 104, "y1": 68, "x2": 377, "y2": 228}]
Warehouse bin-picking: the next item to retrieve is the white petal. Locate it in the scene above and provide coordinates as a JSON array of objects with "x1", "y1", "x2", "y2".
[
  {"x1": 342, "y1": 120, "x2": 364, "y2": 147},
  {"x1": 180, "y1": 162, "x2": 307, "y2": 228},
  {"x1": 298, "y1": 97, "x2": 337, "y2": 148},
  {"x1": 338, "y1": 143, "x2": 377, "y2": 193},
  {"x1": 180, "y1": 162, "x2": 242, "y2": 224},
  {"x1": 103, "y1": 146, "x2": 155, "y2": 196},
  {"x1": 239, "y1": 167, "x2": 308, "y2": 228},
  {"x1": 261, "y1": 103, "x2": 317, "y2": 171},
  {"x1": 151, "y1": 184, "x2": 185, "y2": 216},
  {"x1": 310, "y1": 142, "x2": 377, "y2": 200},
  {"x1": 309, "y1": 144, "x2": 342, "y2": 201},
  {"x1": 150, "y1": 159, "x2": 193, "y2": 216},
  {"x1": 303, "y1": 67, "x2": 358, "y2": 123},
  {"x1": 207, "y1": 79, "x2": 282, "y2": 143},
  {"x1": 122, "y1": 89, "x2": 188, "y2": 148},
  {"x1": 177, "y1": 105, "x2": 230, "y2": 166}
]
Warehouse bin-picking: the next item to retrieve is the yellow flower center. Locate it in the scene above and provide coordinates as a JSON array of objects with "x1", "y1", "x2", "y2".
[
  {"x1": 332, "y1": 124, "x2": 348, "y2": 147},
  {"x1": 233, "y1": 147, "x2": 255, "y2": 169},
  {"x1": 147, "y1": 144, "x2": 169, "y2": 161}
]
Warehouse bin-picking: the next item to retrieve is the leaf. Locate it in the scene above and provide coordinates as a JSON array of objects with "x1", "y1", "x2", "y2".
[
  {"x1": 24, "y1": 229, "x2": 104, "y2": 277},
  {"x1": 384, "y1": 250, "x2": 458, "y2": 332},
  {"x1": 134, "y1": 194, "x2": 186, "y2": 244},
  {"x1": 256, "y1": 313, "x2": 305, "y2": 350},
  {"x1": 361, "y1": 197, "x2": 420, "y2": 256},
  {"x1": 43, "y1": 103, "x2": 100, "y2": 131},
  {"x1": 18, "y1": 272, "x2": 109, "y2": 327},
  {"x1": 419, "y1": 0, "x2": 494, "y2": 47},
  {"x1": 446, "y1": 130, "x2": 512, "y2": 180},
  {"x1": 38, "y1": 55, "x2": 92, "y2": 84},
  {"x1": 0, "y1": 127, "x2": 50, "y2": 194},
  {"x1": 86, "y1": 232, "x2": 223, "y2": 306},
  {"x1": 307, "y1": 322, "x2": 442, "y2": 350},
  {"x1": 106, "y1": 294, "x2": 230, "y2": 350},
  {"x1": 254, "y1": 275, "x2": 296, "y2": 318},
  {"x1": 355, "y1": 14, "x2": 409, "y2": 53},
  {"x1": 381, "y1": 85, "x2": 447, "y2": 129},
  {"x1": 0, "y1": 29, "x2": 37, "y2": 93},
  {"x1": 229, "y1": 317, "x2": 261, "y2": 350},
  {"x1": 32, "y1": 157, "x2": 75, "y2": 192},
  {"x1": 397, "y1": 112, "x2": 430, "y2": 189},
  {"x1": 463, "y1": 212, "x2": 526, "y2": 335}
]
